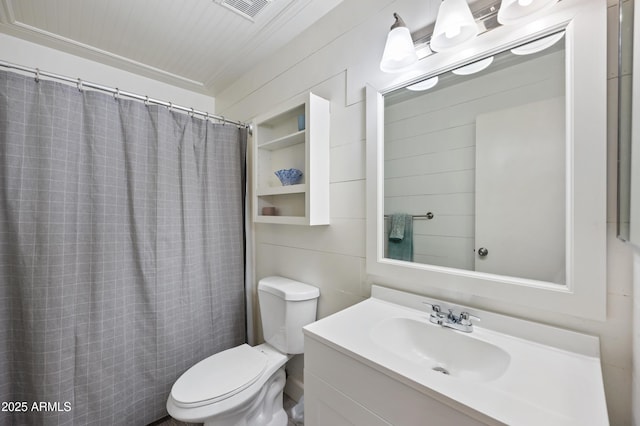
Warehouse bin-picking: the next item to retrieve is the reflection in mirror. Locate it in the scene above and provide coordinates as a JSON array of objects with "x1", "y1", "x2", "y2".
[
  {"x1": 617, "y1": 0, "x2": 634, "y2": 244},
  {"x1": 383, "y1": 33, "x2": 566, "y2": 285}
]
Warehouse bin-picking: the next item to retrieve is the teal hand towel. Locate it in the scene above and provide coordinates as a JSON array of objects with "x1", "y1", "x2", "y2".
[
  {"x1": 389, "y1": 214, "x2": 405, "y2": 241},
  {"x1": 388, "y1": 213, "x2": 413, "y2": 261}
]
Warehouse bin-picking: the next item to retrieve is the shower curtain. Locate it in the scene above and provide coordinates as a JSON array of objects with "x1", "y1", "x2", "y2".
[{"x1": 0, "y1": 70, "x2": 247, "y2": 425}]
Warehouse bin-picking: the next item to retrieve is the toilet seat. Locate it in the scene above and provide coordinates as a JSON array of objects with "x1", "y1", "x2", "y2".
[{"x1": 170, "y1": 344, "x2": 268, "y2": 408}]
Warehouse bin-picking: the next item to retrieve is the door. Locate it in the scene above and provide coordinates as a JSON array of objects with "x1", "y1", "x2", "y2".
[{"x1": 475, "y1": 97, "x2": 566, "y2": 284}]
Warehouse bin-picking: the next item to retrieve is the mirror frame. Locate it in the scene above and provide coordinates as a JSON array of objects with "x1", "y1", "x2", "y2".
[{"x1": 366, "y1": 0, "x2": 606, "y2": 320}]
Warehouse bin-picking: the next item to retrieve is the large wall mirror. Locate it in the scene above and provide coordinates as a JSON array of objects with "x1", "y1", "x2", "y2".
[
  {"x1": 366, "y1": 0, "x2": 607, "y2": 320},
  {"x1": 384, "y1": 34, "x2": 566, "y2": 284}
]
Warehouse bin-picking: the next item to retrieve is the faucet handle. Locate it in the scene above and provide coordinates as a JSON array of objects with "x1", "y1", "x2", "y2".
[
  {"x1": 423, "y1": 302, "x2": 446, "y2": 324},
  {"x1": 422, "y1": 302, "x2": 441, "y2": 313},
  {"x1": 459, "y1": 311, "x2": 480, "y2": 325}
]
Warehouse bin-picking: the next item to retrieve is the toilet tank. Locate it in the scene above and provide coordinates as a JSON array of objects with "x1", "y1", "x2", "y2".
[{"x1": 258, "y1": 276, "x2": 320, "y2": 354}]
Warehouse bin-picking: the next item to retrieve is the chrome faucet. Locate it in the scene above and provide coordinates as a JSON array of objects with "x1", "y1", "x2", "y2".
[{"x1": 423, "y1": 303, "x2": 480, "y2": 333}]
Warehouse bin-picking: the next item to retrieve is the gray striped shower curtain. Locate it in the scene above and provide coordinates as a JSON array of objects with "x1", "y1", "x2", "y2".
[{"x1": 0, "y1": 70, "x2": 247, "y2": 425}]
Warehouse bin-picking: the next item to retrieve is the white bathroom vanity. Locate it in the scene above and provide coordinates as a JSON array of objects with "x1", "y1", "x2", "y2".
[{"x1": 303, "y1": 286, "x2": 608, "y2": 426}]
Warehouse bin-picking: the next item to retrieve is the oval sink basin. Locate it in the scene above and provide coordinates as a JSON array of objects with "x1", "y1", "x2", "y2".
[{"x1": 370, "y1": 317, "x2": 510, "y2": 382}]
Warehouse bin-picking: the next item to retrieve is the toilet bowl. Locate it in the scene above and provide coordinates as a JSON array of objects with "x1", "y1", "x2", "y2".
[{"x1": 167, "y1": 276, "x2": 319, "y2": 426}]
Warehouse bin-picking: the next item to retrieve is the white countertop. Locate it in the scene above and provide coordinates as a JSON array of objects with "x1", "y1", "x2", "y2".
[{"x1": 303, "y1": 286, "x2": 608, "y2": 426}]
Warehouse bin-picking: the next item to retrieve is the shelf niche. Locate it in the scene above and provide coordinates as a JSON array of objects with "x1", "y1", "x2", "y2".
[{"x1": 252, "y1": 93, "x2": 330, "y2": 226}]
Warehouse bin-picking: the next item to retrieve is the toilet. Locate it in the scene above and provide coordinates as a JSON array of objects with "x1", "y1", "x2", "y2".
[{"x1": 166, "y1": 276, "x2": 319, "y2": 426}]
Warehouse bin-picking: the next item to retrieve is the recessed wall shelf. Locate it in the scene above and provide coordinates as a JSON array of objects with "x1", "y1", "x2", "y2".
[{"x1": 252, "y1": 92, "x2": 330, "y2": 225}]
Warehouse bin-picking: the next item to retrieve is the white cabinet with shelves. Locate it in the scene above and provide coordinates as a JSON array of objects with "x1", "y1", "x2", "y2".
[{"x1": 252, "y1": 93, "x2": 330, "y2": 225}]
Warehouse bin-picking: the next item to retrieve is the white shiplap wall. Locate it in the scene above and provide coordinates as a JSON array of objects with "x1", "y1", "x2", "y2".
[{"x1": 217, "y1": 0, "x2": 633, "y2": 424}]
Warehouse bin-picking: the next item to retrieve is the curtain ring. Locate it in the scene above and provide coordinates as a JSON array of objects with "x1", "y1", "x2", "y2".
[
  {"x1": 169, "y1": 102, "x2": 173, "y2": 112},
  {"x1": 189, "y1": 107, "x2": 195, "y2": 118},
  {"x1": 34, "y1": 68, "x2": 40, "y2": 83},
  {"x1": 114, "y1": 88, "x2": 120, "y2": 101},
  {"x1": 77, "y1": 78, "x2": 83, "y2": 92},
  {"x1": 144, "y1": 96, "x2": 150, "y2": 106},
  {"x1": 205, "y1": 112, "x2": 210, "y2": 122},
  {"x1": 220, "y1": 116, "x2": 226, "y2": 125}
]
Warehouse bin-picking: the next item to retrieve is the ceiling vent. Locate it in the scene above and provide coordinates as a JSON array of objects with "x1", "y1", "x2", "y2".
[{"x1": 216, "y1": 0, "x2": 273, "y2": 21}]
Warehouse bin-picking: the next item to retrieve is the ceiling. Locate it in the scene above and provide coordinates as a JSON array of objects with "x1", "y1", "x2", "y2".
[{"x1": 0, "y1": 0, "x2": 343, "y2": 95}]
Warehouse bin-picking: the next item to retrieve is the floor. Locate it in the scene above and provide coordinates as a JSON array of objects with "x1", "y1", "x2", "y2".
[{"x1": 152, "y1": 395, "x2": 301, "y2": 426}]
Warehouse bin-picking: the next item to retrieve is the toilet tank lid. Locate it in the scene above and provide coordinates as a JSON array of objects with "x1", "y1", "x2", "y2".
[{"x1": 258, "y1": 276, "x2": 320, "y2": 301}]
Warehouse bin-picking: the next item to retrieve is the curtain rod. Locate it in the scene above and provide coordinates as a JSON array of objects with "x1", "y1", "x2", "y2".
[{"x1": 0, "y1": 60, "x2": 250, "y2": 130}]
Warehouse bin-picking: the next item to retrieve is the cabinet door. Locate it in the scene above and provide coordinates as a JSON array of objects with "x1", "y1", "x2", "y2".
[{"x1": 305, "y1": 372, "x2": 391, "y2": 426}]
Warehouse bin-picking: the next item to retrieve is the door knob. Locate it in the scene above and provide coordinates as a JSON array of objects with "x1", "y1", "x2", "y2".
[{"x1": 478, "y1": 247, "x2": 489, "y2": 257}]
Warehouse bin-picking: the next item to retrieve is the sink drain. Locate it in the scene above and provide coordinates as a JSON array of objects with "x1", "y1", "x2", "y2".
[{"x1": 432, "y1": 366, "x2": 450, "y2": 375}]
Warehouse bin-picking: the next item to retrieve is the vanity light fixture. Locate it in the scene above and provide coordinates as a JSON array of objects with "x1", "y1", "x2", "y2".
[
  {"x1": 452, "y1": 56, "x2": 494, "y2": 75},
  {"x1": 406, "y1": 76, "x2": 439, "y2": 91},
  {"x1": 379, "y1": 0, "x2": 562, "y2": 73},
  {"x1": 380, "y1": 13, "x2": 419, "y2": 73},
  {"x1": 430, "y1": 0, "x2": 479, "y2": 52},
  {"x1": 497, "y1": 0, "x2": 559, "y2": 25}
]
